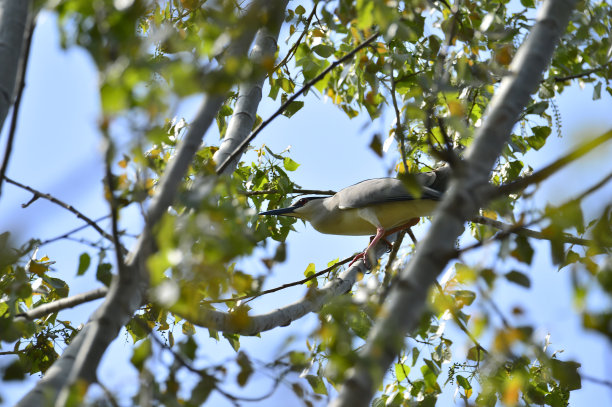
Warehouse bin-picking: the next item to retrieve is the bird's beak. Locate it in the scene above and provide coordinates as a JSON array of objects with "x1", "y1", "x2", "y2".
[{"x1": 258, "y1": 206, "x2": 298, "y2": 216}]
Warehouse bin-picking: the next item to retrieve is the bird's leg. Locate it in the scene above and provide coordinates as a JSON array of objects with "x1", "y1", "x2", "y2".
[
  {"x1": 381, "y1": 217, "x2": 420, "y2": 238},
  {"x1": 349, "y1": 226, "x2": 386, "y2": 268}
]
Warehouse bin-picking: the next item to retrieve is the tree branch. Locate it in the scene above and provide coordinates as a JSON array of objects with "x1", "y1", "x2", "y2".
[
  {"x1": 0, "y1": 0, "x2": 28, "y2": 130},
  {"x1": 331, "y1": 2, "x2": 578, "y2": 406},
  {"x1": 14, "y1": 287, "x2": 108, "y2": 321},
  {"x1": 0, "y1": 7, "x2": 34, "y2": 197},
  {"x1": 203, "y1": 255, "x2": 352, "y2": 304},
  {"x1": 215, "y1": 31, "x2": 380, "y2": 174},
  {"x1": 3, "y1": 176, "x2": 124, "y2": 253},
  {"x1": 213, "y1": 2, "x2": 289, "y2": 174},
  {"x1": 178, "y1": 237, "x2": 393, "y2": 335},
  {"x1": 471, "y1": 216, "x2": 592, "y2": 247},
  {"x1": 495, "y1": 129, "x2": 612, "y2": 197},
  {"x1": 18, "y1": 2, "x2": 286, "y2": 406},
  {"x1": 552, "y1": 60, "x2": 612, "y2": 82}
]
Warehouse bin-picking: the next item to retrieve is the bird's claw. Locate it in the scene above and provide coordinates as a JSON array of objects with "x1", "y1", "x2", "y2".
[{"x1": 349, "y1": 251, "x2": 373, "y2": 269}]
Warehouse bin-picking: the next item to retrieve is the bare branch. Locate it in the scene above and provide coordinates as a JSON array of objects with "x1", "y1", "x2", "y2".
[
  {"x1": 331, "y1": 2, "x2": 578, "y2": 406},
  {"x1": 3, "y1": 176, "x2": 124, "y2": 252},
  {"x1": 216, "y1": 31, "x2": 380, "y2": 174},
  {"x1": 38, "y1": 215, "x2": 112, "y2": 247},
  {"x1": 552, "y1": 60, "x2": 612, "y2": 83}
]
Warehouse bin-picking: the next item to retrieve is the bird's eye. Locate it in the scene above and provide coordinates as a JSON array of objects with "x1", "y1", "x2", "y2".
[{"x1": 296, "y1": 198, "x2": 307, "y2": 206}]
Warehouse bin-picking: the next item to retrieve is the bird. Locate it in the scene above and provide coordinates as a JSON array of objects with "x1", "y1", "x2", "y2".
[{"x1": 259, "y1": 165, "x2": 451, "y2": 267}]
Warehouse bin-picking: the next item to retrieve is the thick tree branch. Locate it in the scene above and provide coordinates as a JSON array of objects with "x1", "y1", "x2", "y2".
[
  {"x1": 0, "y1": 7, "x2": 33, "y2": 197},
  {"x1": 179, "y1": 238, "x2": 392, "y2": 335},
  {"x1": 18, "y1": 3, "x2": 285, "y2": 406},
  {"x1": 0, "y1": 0, "x2": 28, "y2": 131},
  {"x1": 213, "y1": 2, "x2": 289, "y2": 175},
  {"x1": 331, "y1": 2, "x2": 577, "y2": 406},
  {"x1": 215, "y1": 31, "x2": 380, "y2": 174}
]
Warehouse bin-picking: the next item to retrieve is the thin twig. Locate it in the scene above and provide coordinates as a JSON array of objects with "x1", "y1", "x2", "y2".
[
  {"x1": 552, "y1": 60, "x2": 612, "y2": 82},
  {"x1": 216, "y1": 31, "x2": 380, "y2": 174},
  {"x1": 272, "y1": 6, "x2": 318, "y2": 72},
  {"x1": 471, "y1": 216, "x2": 593, "y2": 247},
  {"x1": 581, "y1": 374, "x2": 612, "y2": 388},
  {"x1": 104, "y1": 144, "x2": 126, "y2": 266},
  {"x1": 3, "y1": 176, "x2": 125, "y2": 253},
  {"x1": 38, "y1": 215, "x2": 112, "y2": 247},
  {"x1": 203, "y1": 255, "x2": 353, "y2": 304},
  {"x1": 496, "y1": 129, "x2": 612, "y2": 197},
  {"x1": 389, "y1": 71, "x2": 409, "y2": 172},
  {"x1": 0, "y1": 15, "x2": 35, "y2": 197}
]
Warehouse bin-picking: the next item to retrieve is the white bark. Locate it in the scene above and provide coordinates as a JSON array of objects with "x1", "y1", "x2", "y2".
[
  {"x1": 16, "y1": 2, "x2": 288, "y2": 406},
  {"x1": 330, "y1": 1, "x2": 578, "y2": 406},
  {"x1": 0, "y1": 0, "x2": 29, "y2": 130},
  {"x1": 213, "y1": 1, "x2": 289, "y2": 174},
  {"x1": 185, "y1": 239, "x2": 391, "y2": 335}
]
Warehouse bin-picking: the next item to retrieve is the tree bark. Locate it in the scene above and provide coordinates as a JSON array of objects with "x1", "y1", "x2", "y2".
[
  {"x1": 16, "y1": 2, "x2": 289, "y2": 406},
  {"x1": 330, "y1": 1, "x2": 578, "y2": 406},
  {"x1": 0, "y1": 0, "x2": 28, "y2": 130}
]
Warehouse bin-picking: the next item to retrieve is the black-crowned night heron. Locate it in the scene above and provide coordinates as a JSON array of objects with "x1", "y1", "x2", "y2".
[{"x1": 259, "y1": 165, "x2": 451, "y2": 266}]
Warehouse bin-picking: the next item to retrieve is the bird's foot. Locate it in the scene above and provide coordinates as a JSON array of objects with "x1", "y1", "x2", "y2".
[
  {"x1": 348, "y1": 250, "x2": 374, "y2": 269},
  {"x1": 368, "y1": 235, "x2": 393, "y2": 253}
]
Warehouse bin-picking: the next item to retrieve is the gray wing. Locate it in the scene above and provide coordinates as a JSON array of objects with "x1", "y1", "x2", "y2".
[{"x1": 337, "y1": 177, "x2": 442, "y2": 209}]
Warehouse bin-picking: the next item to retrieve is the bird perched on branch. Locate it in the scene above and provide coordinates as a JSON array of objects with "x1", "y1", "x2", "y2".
[{"x1": 259, "y1": 165, "x2": 451, "y2": 267}]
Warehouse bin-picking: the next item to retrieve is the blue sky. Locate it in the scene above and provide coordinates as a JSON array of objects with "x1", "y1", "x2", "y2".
[{"x1": 1, "y1": 8, "x2": 611, "y2": 407}]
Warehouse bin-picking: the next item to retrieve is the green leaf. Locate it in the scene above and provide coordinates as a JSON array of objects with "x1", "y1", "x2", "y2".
[
  {"x1": 96, "y1": 263, "x2": 113, "y2": 286},
  {"x1": 312, "y1": 44, "x2": 335, "y2": 58},
  {"x1": 511, "y1": 235, "x2": 534, "y2": 264},
  {"x1": 223, "y1": 332, "x2": 241, "y2": 352},
  {"x1": 190, "y1": 374, "x2": 216, "y2": 405},
  {"x1": 101, "y1": 84, "x2": 128, "y2": 113},
  {"x1": 283, "y1": 157, "x2": 300, "y2": 171},
  {"x1": 282, "y1": 100, "x2": 304, "y2": 118},
  {"x1": 305, "y1": 375, "x2": 328, "y2": 395},
  {"x1": 550, "y1": 359, "x2": 582, "y2": 390},
  {"x1": 77, "y1": 253, "x2": 91, "y2": 276},
  {"x1": 369, "y1": 133, "x2": 383, "y2": 157},
  {"x1": 2, "y1": 359, "x2": 26, "y2": 380},
  {"x1": 505, "y1": 270, "x2": 531, "y2": 288},
  {"x1": 395, "y1": 363, "x2": 410, "y2": 382},
  {"x1": 456, "y1": 375, "x2": 472, "y2": 390},
  {"x1": 295, "y1": 5, "x2": 306, "y2": 15},
  {"x1": 527, "y1": 126, "x2": 551, "y2": 150},
  {"x1": 236, "y1": 351, "x2": 254, "y2": 387},
  {"x1": 593, "y1": 82, "x2": 602, "y2": 100}
]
